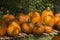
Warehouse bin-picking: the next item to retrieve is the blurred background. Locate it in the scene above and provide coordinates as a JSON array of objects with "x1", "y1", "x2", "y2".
[{"x1": 0, "y1": 0, "x2": 59, "y2": 18}]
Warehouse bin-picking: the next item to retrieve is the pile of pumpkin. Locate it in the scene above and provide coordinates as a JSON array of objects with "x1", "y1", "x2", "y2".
[{"x1": 0, "y1": 8, "x2": 60, "y2": 37}]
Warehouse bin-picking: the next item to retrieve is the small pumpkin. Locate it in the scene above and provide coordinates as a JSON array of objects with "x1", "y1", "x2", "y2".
[
  {"x1": 44, "y1": 25, "x2": 52, "y2": 33},
  {"x1": 2, "y1": 14, "x2": 15, "y2": 21},
  {"x1": 0, "y1": 20, "x2": 7, "y2": 36},
  {"x1": 41, "y1": 7, "x2": 54, "y2": 27},
  {"x1": 2, "y1": 14, "x2": 15, "y2": 26},
  {"x1": 16, "y1": 13, "x2": 30, "y2": 24},
  {"x1": 54, "y1": 13, "x2": 60, "y2": 29},
  {"x1": 7, "y1": 21, "x2": 21, "y2": 37},
  {"x1": 22, "y1": 23, "x2": 34, "y2": 34},
  {"x1": 30, "y1": 11, "x2": 41, "y2": 24},
  {"x1": 33, "y1": 22, "x2": 44, "y2": 35}
]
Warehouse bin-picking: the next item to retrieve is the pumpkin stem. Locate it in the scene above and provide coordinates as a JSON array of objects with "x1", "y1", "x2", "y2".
[
  {"x1": 27, "y1": 19, "x2": 31, "y2": 23},
  {"x1": 6, "y1": 10, "x2": 10, "y2": 14},
  {"x1": 47, "y1": 7, "x2": 50, "y2": 11},
  {"x1": 35, "y1": 23, "x2": 40, "y2": 27}
]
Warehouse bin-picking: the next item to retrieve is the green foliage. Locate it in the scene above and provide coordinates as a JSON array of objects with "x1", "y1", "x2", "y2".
[
  {"x1": 0, "y1": 0, "x2": 55, "y2": 16},
  {"x1": 28, "y1": 0, "x2": 54, "y2": 13},
  {"x1": 54, "y1": 0, "x2": 60, "y2": 13}
]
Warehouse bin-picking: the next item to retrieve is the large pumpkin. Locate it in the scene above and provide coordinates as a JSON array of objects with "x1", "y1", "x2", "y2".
[
  {"x1": 22, "y1": 23, "x2": 34, "y2": 34},
  {"x1": 54, "y1": 13, "x2": 60, "y2": 29},
  {"x1": 16, "y1": 13, "x2": 30, "y2": 24},
  {"x1": 0, "y1": 20, "x2": 7, "y2": 36},
  {"x1": 41, "y1": 7, "x2": 54, "y2": 27},
  {"x1": 29, "y1": 11, "x2": 41, "y2": 24},
  {"x1": 7, "y1": 21, "x2": 21, "y2": 37},
  {"x1": 33, "y1": 22, "x2": 44, "y2": 35}
]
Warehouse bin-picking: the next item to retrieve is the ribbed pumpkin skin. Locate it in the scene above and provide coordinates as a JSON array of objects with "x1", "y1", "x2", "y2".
[
  {"x1": 2, "y1": 14, "x2": 15, "y2": 21},
  {"x1": 22, "y1": 23, "x2": 34, "y2": 34},
  {"x1": 29, "y1": 11, "x2": 41, "y2": 24},
  {"x1": 16, "y1": 13, "x2": 30, "y2": 24},
  {"x1": 41, "y1": 10, "x2": 55, "y2": 27},
  {"x1": 33, "y1": 23, "x2": 44, "y2": 35},
  {"x1": 2, "y1": 14, "x2": 15, "y2": 26},
  {"x1": 7, "y1": 21, "x2": 21, "y2": 37},
  {"x1": 44, "y1": 25, "x2": 52, "y2": 33}
]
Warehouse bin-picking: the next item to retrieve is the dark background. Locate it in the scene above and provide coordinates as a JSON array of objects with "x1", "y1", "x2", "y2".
[{"x1": 0, "y1": 0, "x2": 59, "y2": 18}]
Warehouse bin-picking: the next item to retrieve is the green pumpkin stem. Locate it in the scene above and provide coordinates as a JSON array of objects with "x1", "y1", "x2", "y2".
[
  {"x1": 35, "y1": 23, "x2": 40, "y2": 27},
  {"x1": 27, "y1": 19, "x2": 31, "y2": 23}
]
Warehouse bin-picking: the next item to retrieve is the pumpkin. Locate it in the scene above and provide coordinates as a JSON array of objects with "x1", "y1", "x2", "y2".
[
  {"x1": 30, "y1": 11, "x2": 41, "y2": 24},
  {"x1": 52, "y1": 35, "x2": 60, "y2": 40},
  {"x1": 22, "y1": 23, "x2": 34, "y2": 34},
  {"x1": 33, "y1": 22, "x2": 44, "y2": 35},
  {"x1": 0, "y1": 20, "x2": 7, "y2": 36},
  {"x1": 41, "y1": 7, "x2": 54, "y2": 27},
  {"x1": 2, "y1": 14, "x2": 15, "y2": 26},
  {"x1": 16, "y1": 13, "x2": 30, "y2": 24},
  {"x1": 2, "y1": 14, "x2": 15, "y2": 21},
  {"x1": 54, "y1": 13, "x2": 60, "y2": 29},
  {"x1": 7, "y1": 21, "x2": 21, "y2": 37},
  {"x1": 44, "y1": 25, "x2": 52, "y2": 33},
  {"x1": 28, "y1": 12, "x2": 33, "y2": 18}
]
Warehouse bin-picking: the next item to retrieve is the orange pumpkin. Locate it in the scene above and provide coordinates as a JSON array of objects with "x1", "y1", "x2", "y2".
[
  {"x1": 28, "y1": 12, "x2": 33, "y2": 18},
  {"x1": 0, "y1": 20, "x2": 7, "y2": 36},
  {"x1": 2, "y1": 14, "x2": 15, "y2": 26},
  {"x1": 41, "y1": 7, "x2": 54, "y2": 27},
  {"x1": 33, "y1": 23, "x2": 44, "y2": 35},
  {"x1": 29, "y1": 11, "x2": 41, "y2": 24},
  {"x1": 16, "y1": 13, "x2": 30, "y2": 24},
  {"x1": 44, "y1": 25, "x2": 52, "y2": 33},
  {"x1": 2, "y1": 14, "x2": 15, "y2": 20},
  {"x1": 55, "y1": 13, "x2": 60, "y2": 29},
  {"x1": 7, "y1": 21, "x2": 21, "y2": 37},
  {"x1": 22, "y1": 23, "x2": 34, "y2": 34}
]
